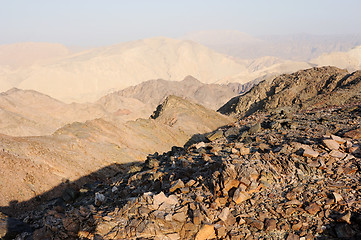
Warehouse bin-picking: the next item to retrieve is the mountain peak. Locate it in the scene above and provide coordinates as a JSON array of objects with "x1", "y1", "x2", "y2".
[{"x1": 181, "y1": 75, "x2": 202, "y2": 84}]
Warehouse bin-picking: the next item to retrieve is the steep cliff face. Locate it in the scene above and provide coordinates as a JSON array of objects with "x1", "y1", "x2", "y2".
[{"x1": 219, "y1": 66, "x2": 361, "y2": 117}]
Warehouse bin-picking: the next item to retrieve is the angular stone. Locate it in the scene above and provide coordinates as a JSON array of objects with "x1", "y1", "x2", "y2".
[
  {"x1": 62, "y1": 217, "x2": 79, "y2": 233},
  {"x1": 172, "y1": 211, "x2": 187, "y2": 223},
  {"x1": 224, "y1": 179, "x2": 240, "y2": 192},
  {"x1": 233, "y1": 188, "x2": 251, "y2": 204},
  {"x1": 337, "y1": 211, "x2": 351, "y2": 224},
  {"x1": 305, "y1": 203, "x2": 321, "y2": 215},
  {"x1": 331, "y1": 135, "x2": 346, "y2": 144},
  {"x1": 329, "y1": 150, "x2": 346, "y2": 159},
  {"x1": 218, "y1": 207, "x2": 230, "y2": 222},
  {"x1": 169, "y1": 179, "x2": 185, "y2": 192},
  {"x1": 152, "y1": 192, "x2": 178, "y2": 210},
  {"x1": 323, "y1": 139, "x2": 340, "y2": 150},
  {"x1": 333, "y1": 192, "x2": 343, "y2": 203},
  {"x1": 214, "y1": 224, "x2": 227, "y2": 238},
  {"x1": 246, "y1": 218, "x2": 264, "y2": 230},
  {"x1": 195, "y1": 224, "x2": 216, "y2": 240},
  {"x1": 302, "y1": 146, "x2": 319, "y2": 158},
  {"x1": 186, "y1": 179, "x2": 196, "y2": 187},
  {"x1": 95, "y1": 192, "x2": 105, "y2": 206},
  {"x1": 264, "y1": 218, "x2": 277, "y2": 231},
  {"x1": 239, "y1": 147, "x2": 251, "y2": 155},
  {"x1": 193, "y1": 209, "x2": 203, "y2": 225},
  {"x1": 207, "y1": 130, "x2": 224, "y2": 141},
  {"x1": 286, "y1": 199, "x2": 303, "y2": 206}
]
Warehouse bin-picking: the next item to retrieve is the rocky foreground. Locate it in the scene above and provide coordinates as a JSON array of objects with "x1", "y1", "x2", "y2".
[{"x1": 2, "y1": 102, "x2": 360, "y2": 239}]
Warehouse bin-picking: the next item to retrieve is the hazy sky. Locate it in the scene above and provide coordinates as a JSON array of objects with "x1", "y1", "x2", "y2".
[{"x1": 1, "y1": 0, "x2": 361, "y2": 46}]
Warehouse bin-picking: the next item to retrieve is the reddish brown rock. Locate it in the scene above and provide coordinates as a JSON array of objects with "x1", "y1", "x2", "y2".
[
  {"x1": 264, "y1": 218, "x2": 277, "y2": 231},
  {"x1": 305, "y1": 203, "x2": 321, "y2": 215},
  {"x1": 233, "y1": 188, "x2": 251, "y2": 204},
  {"x1": 344, "y1": 128, "x2": 361, "y2": 139}
]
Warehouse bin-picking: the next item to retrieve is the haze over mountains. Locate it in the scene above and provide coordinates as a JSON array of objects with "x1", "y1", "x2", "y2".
[
  {"x1": 1, "y1": 33, "x2": 360, "y2": 104},
  {"x1": 182, "y1": 30, "x2": 361, "y2": 60}
]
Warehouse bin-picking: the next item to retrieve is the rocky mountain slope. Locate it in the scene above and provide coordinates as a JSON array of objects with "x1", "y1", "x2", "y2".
[
  {"x1": 5, "y1": 89, "x2": 361, "y2": 239},
  {"x1": 98, "y1": 76, "x2": 256, "y2": 111},
  {"x1": 0, "y1": 96, "x2": 231, "y2": 208},
  {"x1": 218, "y1": 66, "x2": 361, "y2": 117},
  {"x1": 0, "y1": 88, "x2": 152, "y2": 136},
  {"x1": 1, "y1": 66, "x2": 360, "y2": 239}
]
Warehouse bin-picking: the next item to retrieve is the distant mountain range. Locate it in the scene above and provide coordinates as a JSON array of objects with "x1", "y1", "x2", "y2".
[
  {"x1": 182, "y1": 30, "x2": 361, "y2": 61},
  {"x1": 3, "y1": 34, "x2": 359, "y2": 103},
  {"x1": 0, "y1": 76, "x2": 252, "y2": 136}
]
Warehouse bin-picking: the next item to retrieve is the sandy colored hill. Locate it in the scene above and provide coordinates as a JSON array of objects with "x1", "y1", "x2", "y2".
[
  {"x1": 219, "y1": 57, "x2": 314, "y2": 84},
  {"x1": 0, "y1": 96, "x2": 231, "y2": 206},
  {"x1": 0, "y1": 88, "x2": 153, "y2": 136},
  {"x1": 2, "y1": 38, "x2": 247, "y2": 102},
  {"x1": 311, "y1": 45, "x2": 361, "y2": 71},
  {"x1": 0, "y1": 75, "x2": 252, "y2": 136},
  {"x1": 0, "y1": 37, "x2": 318, "y2": 104}
]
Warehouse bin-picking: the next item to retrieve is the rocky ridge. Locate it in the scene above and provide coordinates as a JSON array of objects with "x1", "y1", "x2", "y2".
[
  {"x1": 2, "y1": 68, "x2": 360, "y2": 239},
  {"x1": 0, "y1": 96, "x2": 231, "y2": 207},
  {"x1": 218, "y1": 66, "x2": 361, "y2": 117},
  {"x1": 7, "y1": 102, "x2": 361, "y2": 240}
]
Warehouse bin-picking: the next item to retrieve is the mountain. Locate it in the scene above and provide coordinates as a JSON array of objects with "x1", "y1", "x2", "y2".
[
  {"x1": 0, "y1": 75, "x2": 255, "y2": 136},
  {"x1": 5, "y1": 68, "x2": 361, "y2": 239},
  {"x1": 182, "y1": 30, "x2": 361, "y2": 61},
  {"x1": 0, "y1": 96, "x2": 231, "y2": 206},
  {"x1": 98, "y1": 76, "x2": 252, "y2": 110},
  {"x1": 0, "y1": 37, "x2": 318, "y2": 103},
  {"x1": 220, "y1": 56, "x2": 313, "y2": 84},
  {"x1": 0, "y1": 88, "x2": 153, "y2": 136},
  {"x1": 218, "y1": 66, "x2": 361, "y2": 117},
  {"x1": 0, "y1": 37, "x2": 247, "y2": 103},
  {"x1": 311, "y1": 45, "x2": 361, "y2": 71}
]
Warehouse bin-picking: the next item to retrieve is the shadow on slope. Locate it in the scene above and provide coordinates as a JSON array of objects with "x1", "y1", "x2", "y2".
[{"x1": 0, "y1": 161, "x2": 143, "y2": 239}]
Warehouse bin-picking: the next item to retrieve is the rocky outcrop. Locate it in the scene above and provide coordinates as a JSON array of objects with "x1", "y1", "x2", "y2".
[{"x1": 218, "y1": 66, "x2": 361, "y2": 117}]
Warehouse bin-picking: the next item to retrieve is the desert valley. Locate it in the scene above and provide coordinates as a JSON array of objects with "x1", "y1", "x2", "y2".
[{"x1": 0, "y1": 28, "x2": 360, "y2": 240}]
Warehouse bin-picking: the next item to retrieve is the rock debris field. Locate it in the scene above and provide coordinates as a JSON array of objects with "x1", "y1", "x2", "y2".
[{"x1": 4, "y1": 103, "x2": 361, "y2": 240}]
